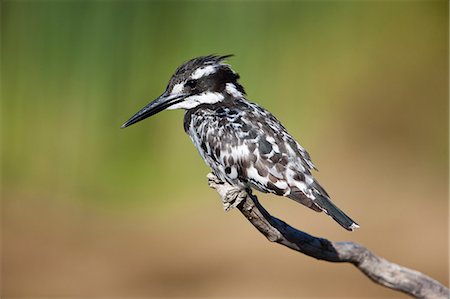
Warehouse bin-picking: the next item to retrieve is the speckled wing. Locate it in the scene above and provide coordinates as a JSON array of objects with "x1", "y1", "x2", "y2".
[
  {"x1": 187, "y1": 100, "x2": 319, "y2": 210},
  {"x1": 186, "y1": 99, "x2": 358, "y2": 230},
  {"x1": 233, "y1": 102, "x2": 359, "y2": 231},
  {"x1": 224, "y1": 101, "x2": 324, "y2": 212}
]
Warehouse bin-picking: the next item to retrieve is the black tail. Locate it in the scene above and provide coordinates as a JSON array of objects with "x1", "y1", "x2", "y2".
[{"x1": 313, "y1": 194, "x2": 359, "y2": 231}]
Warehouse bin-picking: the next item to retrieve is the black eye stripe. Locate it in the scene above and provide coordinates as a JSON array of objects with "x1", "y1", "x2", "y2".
[{"x1": 186, "y1": 79, "x2": 197, "y2": 88}]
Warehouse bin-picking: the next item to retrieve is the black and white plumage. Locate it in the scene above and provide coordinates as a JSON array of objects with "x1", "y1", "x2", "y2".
[{"x1": 122, "y1": 55, "x2": 359, "y2": 231}]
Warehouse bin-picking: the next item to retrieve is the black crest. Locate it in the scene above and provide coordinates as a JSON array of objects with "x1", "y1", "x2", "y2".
[
  {"x1": 167, "y1": 54, "x2": 245, "y2": 95},
  {"x1": 174, "y1": 54, "x2": 234, "y2": 77}
]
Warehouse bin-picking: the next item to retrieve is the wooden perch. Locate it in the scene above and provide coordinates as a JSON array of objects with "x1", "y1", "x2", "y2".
[{"x1": 207, "y1": 173, "x2": 449, "y2": 299}]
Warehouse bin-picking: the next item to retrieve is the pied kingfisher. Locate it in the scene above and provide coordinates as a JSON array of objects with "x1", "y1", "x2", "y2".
[{"x1": 122, "y1": 55, "x2": 359, "y2": 231}]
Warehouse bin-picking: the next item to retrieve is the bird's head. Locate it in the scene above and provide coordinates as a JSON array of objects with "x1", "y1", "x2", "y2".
[{"x1": 121, "y1": 55, "x2": 245, "y2": 128}]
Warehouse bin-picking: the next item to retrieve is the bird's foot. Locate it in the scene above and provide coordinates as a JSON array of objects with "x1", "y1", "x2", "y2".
[
  {"x1": 207, "y1": 173, "x2": 248, "y2": 211},
  {"x1": 223, "y1": 187, "x2": 248, "y2": 211}
]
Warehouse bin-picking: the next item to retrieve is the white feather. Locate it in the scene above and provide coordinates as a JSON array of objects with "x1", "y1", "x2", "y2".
[
  {"x1": 350, "y1": 223, "x2": 360, "y2": 230},
  {"x1": 171, "y1": 83, "x2": 184, "y2": 95},
  {"x1": 304, "y1": 175, "x2": 314, "y2": 185},
  {"x1": 167, "y1": 92, "x2": 224, "y2": 110},
  {"x1": 228, "y1": 167, "x2": 238, "y2": 179},
  {"x1": 247, "y1": 166, "x2": 269, "y2": 186},
  {"x1": 274, "y1": 180, "x2": 288, "y2": 190},
  {"x1": 225, "y1": 83, "x2": 243, "y2": 98},
  {"x1": 192, "y1": 66, "x2": 217, "y2": 79}
]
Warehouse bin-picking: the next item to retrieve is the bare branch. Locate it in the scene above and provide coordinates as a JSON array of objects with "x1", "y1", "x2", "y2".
[{"x1": 207, "y1": 173, "x2": 449, "y2": 299}]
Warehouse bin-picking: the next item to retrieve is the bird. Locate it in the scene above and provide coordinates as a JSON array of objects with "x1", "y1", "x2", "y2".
[{"x1": 122, "y1": 55, "x2": 359, "y2": 231}]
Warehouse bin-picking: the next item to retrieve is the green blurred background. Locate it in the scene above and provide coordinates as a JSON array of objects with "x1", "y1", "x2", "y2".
[{"x1": 2, "y1": 1, "x2": 448, "y2": 298}]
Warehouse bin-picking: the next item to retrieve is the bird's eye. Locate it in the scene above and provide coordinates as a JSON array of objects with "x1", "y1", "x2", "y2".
[{"x1": 186, "y1": 79, "x2": 197, "y2": 88}]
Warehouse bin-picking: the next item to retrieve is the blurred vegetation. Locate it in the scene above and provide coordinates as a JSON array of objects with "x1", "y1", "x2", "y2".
[
  {"x1": 2, "y1": 1, "x2": 448, "y2": 297},
  {"x1": 2, "y1": 1, "x2": 447, "y2": 207}
]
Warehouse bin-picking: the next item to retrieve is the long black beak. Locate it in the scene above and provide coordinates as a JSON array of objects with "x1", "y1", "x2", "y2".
[{"x1": 121, "y1": 92, "x2": 187, "y2": 128}]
